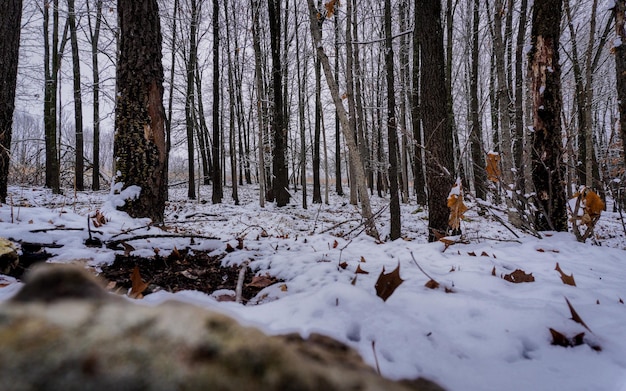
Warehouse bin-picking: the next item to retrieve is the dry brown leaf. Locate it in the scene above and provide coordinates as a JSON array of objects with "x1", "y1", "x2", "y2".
[
  {"x1": 360, "y1": 256, "x2": 366, "y2": 263},
  {"x1": 375, "y1": 264, "x2": 404, "y2": 302},
  {"x1": 280, "y1": 284, "x2": 288, "y2": 292},
  {"x1": 502, "y1": 269, "x2": 535, "y2": 283},
  {"x1": 491, "y1": 266, "x2": 496, "y2": 276},
  {"x1": 486, "y1": 152, "x2": 501, "y2": 182},
  {"x1": 351, "y1": 275, "x2": 357, "y2": 286},
  {"x1": 225, "y1": 243, "x2": 235, "y2": 253},
  {"x1": 481, "y1": 251, "x2": 489, "y2": 257},
  {"x1": 555, "y1": 263, "x2": 576, "y2": 286},
  {"x1": 247, "y1": 274, "x2": 276, "y2": 288},
  {"x1": 92, "y1": 210, "x2": 107, "y2": 227},
  {"x1": 121, "y1": 242, "x2": 135, "y2": 257},
  {"x1": 468, "y1": 251, "x2": 476, "y2": 257},
  {"x1": 447, "y1": 182, "x2": 468, "y2": 231},
  {"x1": 565, "y1": 297, "x2": 592, "y2": 332},
  {"x1": 355, "y1": 264, "x2": 369, "y2": 274},
  {"x1": 549, "y1": 328, "x2": 585, "y2": 348},
  {"x1": 339, "y1": 261, "x2": 348, "y2": 269},
  {"x1": 237, "y1": 237, "x2": 244, "y2": 250},
  {"x1": 425, "y1": 279, "x2": 440, "y2": 290},
  {"x1": 324, "y1": 0, "x2": 340, "y2": 17},
  {"x1": 537, "y1": 248, "x2": 545, "y2": 253},
  {"x1": 620, "y1": 298, "x2": 624, "y2": 304},
  {"x1": 129, "y1": 266, "x2": 149, "y2": 299}
]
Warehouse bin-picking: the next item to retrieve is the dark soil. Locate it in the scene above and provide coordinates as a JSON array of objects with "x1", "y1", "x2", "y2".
[{"x1": 99, "y1": 248, "x2": 270, "y2": 303}]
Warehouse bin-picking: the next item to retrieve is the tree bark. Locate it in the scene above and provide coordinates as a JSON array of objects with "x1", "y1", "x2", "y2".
[
  {"x1": 529, "y1": 0, "x2": 568, "y2": 231},
  {"x1": 616, "y1": 1, "x2": 626, "y2": 167},
  {"x1": 67, "y1": 0, "x2": 84, "y2": 191},
  {"x1": 411, "y1": 0, "x2": 427, "y2": 205},
  {"x1": 212, "y1": 0, "x2": 223, "y2": 204},
  {"x1": 470, "y1": 0, "x2": 486, "y2": 200},
  {"x1": 44, "y1": 0, "x2": 61, "y2": 194},
  {"x1": 418, "y1": 0, "x2": 455, "y2": 242},
  {"x1": 268, "y1": 0, "x2": 290, "y2": 206},
  {"x1": 87, "y1": 0, "x2": 103, "y2": 191},
  {"x1": 114, "y1": 0, "x2": 168, "y2": 223},
  {"x1": 384, "y1": 0, "x2": 401, "y2": 240},
  {"x1": 185, "y1": 0, "x2": 199, "y2": 200},
  {"x1": 0, "y1": 0, "x2": 23, "y2": 203},
  {"x1": 251, "y1": 0, "x2": 266, "y2": 207},
  {"x1": 306, "y1": 0, "x2": 379, "y2": 239},
  {"x1": 513, "y1": 0, "x2": 528, "y2": 195}
]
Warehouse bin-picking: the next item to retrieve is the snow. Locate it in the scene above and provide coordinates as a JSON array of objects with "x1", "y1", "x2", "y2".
[{"x1": 1, "y1": 185, "x2": 626, "y2": 391}]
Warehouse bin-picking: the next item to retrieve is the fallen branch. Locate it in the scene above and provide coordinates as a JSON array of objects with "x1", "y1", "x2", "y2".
[
  {"x1": 105, "y1": 234, "x2": 219, "y2": 249},
  {"x1": 235, "y1": 260, "x2": 251, "y2": 304},
  {"x1": 29, "y1": 227, "x2": 85, "y2": 233}
]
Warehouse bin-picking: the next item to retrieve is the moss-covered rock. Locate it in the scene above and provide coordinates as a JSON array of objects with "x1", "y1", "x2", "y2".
[{"x1": 0, "y1": 265, "x2": 444, "y2": 391}]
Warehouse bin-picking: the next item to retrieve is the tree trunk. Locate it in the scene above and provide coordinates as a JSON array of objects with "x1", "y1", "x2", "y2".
[
  {"x1": 616, "y1": 2, "x2": 626, "y2": 167},
  {"x1": 294, "y1": 4, "x2": 307, "y2": 209},
  {"x1": 470, "y1": 0, "x2": 486, "y2": 200},
  {"x1": 306, "y1": 0, "x2": 379, "y2": 239},
  {"x1": 67, "y1": 0, "x2": 84, "y2": 191},
  {"x1": 334, "y1": 16, "x2": 343, "y2": 196},
  {"x1": 418, "y1": 0, "x2": 455, "y2": 242},
  {"x1": 411, "y1": 0, "x2": 427, "y2": 205},
  {"x1": 212, "y1": 0, "x2": 223, "y2": 204},
  {"x1": 185, "y1": 0, "x2": 199, "y2": 200},
  {"x1": 312, "y1": 56, "x2": 322, "y2": 204},
  {"x1": 0, "y1": 0, "x2": 23, "y2": 203},
  {"x1": 513, "y1": 0, "x2": 528, "y2": 195},
  {"x1": 268, "y1": 0, "x2": 290, "y2": 206},
  {"x1": 224, "y1": 0, "x2": 239, "y2": 205},
  {"x1": 44, "y1": 0, "x2": 61, "y2": 194},
  {"x1": 529, "y1": 0, "x2": 567, "y2": 231},
  {"x1": 87, "y1": 0, "x2": 103, "y2": 191},
  {"x1": 114, "y1": 0, "x2": 168, "y2": 223},
  {"x1": 251, "y1": 0, "x2": 266, "y2": 207},
  {"x1": 384, "y1": 0, "x2": 401, "y2": 240}
]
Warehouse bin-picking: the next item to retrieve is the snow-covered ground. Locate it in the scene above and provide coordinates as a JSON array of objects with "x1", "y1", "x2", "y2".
[{"x1": 1, "y1": 184, "x2": 625, "y2": 391}]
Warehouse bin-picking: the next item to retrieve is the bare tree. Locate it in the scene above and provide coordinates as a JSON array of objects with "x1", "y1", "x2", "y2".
[
  {"x1": 384, "y1": 0, "x2": 401, "y2": 240},
  {"x1": 306, "y1": 0, "x2": 379, "y2": 239},
  {"x1": 86, "y1": 0, "x2": 103, "y2": 191},
  {"x1": 212, "y1": 0, "x2": 223, "y2": 203},
  {"x1": 418, "y1": 0, "x2": 455, "y2": 242},
  {"x1": 268, "y1": 0, "x2": 290, "y2": 206},
  {"x1": 529, "y1": 0, "x2": 567, "y2": 231},
  {"x1": 114, "y1": 0, "x2": 168, "y2": 222},
  {"x1": 67, "y1": 0, "x2": 84, "y2": 191},
  {"x1": 0, "y1": 0, "x2": 23, "y2": 202},
  {"x1": 616, "y1": 1, "x2": 626, "y2": 164}
]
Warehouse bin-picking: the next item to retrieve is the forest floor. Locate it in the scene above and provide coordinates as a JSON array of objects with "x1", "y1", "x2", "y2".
[{"x1": 1, "y1": 183, "x2": 626, "y2": 391}]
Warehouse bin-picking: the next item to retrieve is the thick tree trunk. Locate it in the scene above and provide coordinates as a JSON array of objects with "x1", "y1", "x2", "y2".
[
  {"x1": 384, "y1": 0, "x2": 401, "y2": 240},
  {"x1": 418, "y1": 0, "x2": 455, "y2": 242},
  {"x1": 0, "y1": 0, "x2": 23, "y2": 203},
  {"x1": 268, "y1": 0, "x2": 290, "y2": 206},
  {"x1": 68, "y1": 0, "x2": 84, "y2": 191},
  {"x1": 251, "y1": 0, "x2": 266, "y2": 207},
  {"x1": 114, "y1": 0, "x2": 168, "y2": 223},
  {"x1": 185, "y1": 0, "x2": 198, "y2": 200},
  {"x1": 306, "y1": 0, "x2": 379, "y2": 239},
  {"x1": 44, "y1": 0, "x2": 61, "y2": 194},
  {"x1": 529, "y1": 0, "x2": 568, "y2": 231},
  {"x1": 212, "y1": 0, "x2": 223, "y2": 204}
]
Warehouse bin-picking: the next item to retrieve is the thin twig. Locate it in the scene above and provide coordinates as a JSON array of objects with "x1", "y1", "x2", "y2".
[
  {"x1": 106, "y1": 233, "x2": 218, "y2": 248},
  {"x1": 410, "y1": 252, "x2": 437, "y2": 282},
  {"x1": 371, "y1": 341, "x2": 381, "y2": 376}
]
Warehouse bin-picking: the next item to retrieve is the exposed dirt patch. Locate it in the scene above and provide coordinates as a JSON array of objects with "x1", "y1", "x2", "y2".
[{"x1": 99, "y1": 248, "x2": 271, "y2": 303}]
